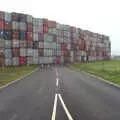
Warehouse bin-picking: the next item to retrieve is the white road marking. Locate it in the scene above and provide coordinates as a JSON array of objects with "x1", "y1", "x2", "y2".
[
  {"x1": 51, "y1": 94, "x2": 58, "y2": 120},
  {"x1": 56, "y1": 78, "x2": 59, "y2": 87},
  {"x1": 58, "y1": 94, "x2": 74, "y2": 120}
]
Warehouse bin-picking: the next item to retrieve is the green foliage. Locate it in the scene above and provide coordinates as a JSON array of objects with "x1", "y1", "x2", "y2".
[
  {"x1": 70, "y1": 60, "x2": 120, "y2": 85},
  {"x1": 0, "y1": 66, "x2": 38, "y2": 87}
]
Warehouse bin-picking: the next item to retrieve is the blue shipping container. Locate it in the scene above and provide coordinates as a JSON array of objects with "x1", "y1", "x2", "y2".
[
  {"x1": 20, "y1": 31, "x2": 26, "y2": 40},
  {"x1": 0, "y1": 30, "x2": 4, "y2": 39},
  {"x1": 4, "y1": 30, "x2": 12, "y2": 40}
]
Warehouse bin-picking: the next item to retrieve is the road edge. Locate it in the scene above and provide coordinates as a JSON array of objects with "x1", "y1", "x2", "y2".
[
  {"x1": 0, "y1": 67, "x2": 39, "y2": 90},
  {"x1": 68, "y1": 66, "x2": 120, "y2": 89}
]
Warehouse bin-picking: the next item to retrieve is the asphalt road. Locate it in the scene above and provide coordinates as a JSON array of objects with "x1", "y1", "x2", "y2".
[{"x1": 0, "y1": 66, "x2": 120, "y2": 120}]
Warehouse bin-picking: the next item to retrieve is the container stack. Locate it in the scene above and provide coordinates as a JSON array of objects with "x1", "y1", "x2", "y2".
[
  {"x1": 62, "y1": 25, "x2": 71, "y2": 63},
  {"x1": 0, "y1": 11, "x2": 111, "y2": 66},
  {"x1": 11, "y1": 12, "x2": 20, "y2": 66},
  {"x1": 4, "y1": 12, "x2": 12, "y2": 66},
  {"x1": 43, "y1": 19, "x2": 56, "y2": 64},
  {"x1": 26, "y1": 14, "x2": 33, "y2": 65},
  {"x1": 56, "y1": 23, "x2": 63, "y2": 64},
  {"x1": 0, "y1": 11, "x2": 5, "y2": 66}
]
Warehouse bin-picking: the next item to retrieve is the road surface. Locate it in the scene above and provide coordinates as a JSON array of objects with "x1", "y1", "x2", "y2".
[{"x1": 0, "y1": 67, "x2": 120, "y2": 120}]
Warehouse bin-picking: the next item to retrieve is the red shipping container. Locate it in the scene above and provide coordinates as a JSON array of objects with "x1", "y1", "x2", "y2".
[
  {"x1": 48, "y1": 20, "x2": 56, "y2": 28},
  {"x1": 61, "y1": 44, "x2": 67, "y2": 51},
  {"x1": 43, "y1": 19, "x2": 48, "y2": 27},
  {"x1": 26, "y1": 32, "x2": 33, "y2": 41},
  {"x1": 4, "y1": 21, "x2": 11, "y2": 30},
  {"x1": 43, "y1": 26, "x2": 48, "y2": 33},
  {"x1": 27, "y1": 24, "x2": 33, "y2": 32},
  {"x1": 12, "y1": 31, "x2": 19, "y2": 39},
  {"x1": 19, "y1": 56, "x2": 27, "y2": 65},
  {"x1": 0, "y1": 20, "x2": 4, "y2": 30},
  {"x1": 0, "y1": 11, "x2": 4, "y2": 20},
  {"x1": 38, "y1": 34, "x2": 44, "y2": 41}
]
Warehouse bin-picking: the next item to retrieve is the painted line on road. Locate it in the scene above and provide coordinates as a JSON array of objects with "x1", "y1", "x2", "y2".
[
  {"x1": 0, "y1": 68, "x2": 39, "y2": 90},
  {"x1": 51, "y1": 94, "x2": 58, "y2": 120},
  {"x1": 56, "y1": 78, "x2": 59, "y2": 87},
  {"x1": 58, "y1": 94, "x2": 74, "y2": 120}
]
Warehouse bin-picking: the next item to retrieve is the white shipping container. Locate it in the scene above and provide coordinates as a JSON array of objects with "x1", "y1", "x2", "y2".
[
  {"x1": 56, "y1": 23, "x2": 61, "y2": 29},
  {"x1": 33, "y1": 27, "x2": 43, "y2": 33},
  {"x1": 44, "y1": 42, "x2": 51, "y2": 49},
  {"x1": 20, "y1": 22, "x2": 26, "y2": 31},
  {"x1": 44, "y1": 49, "x2": 53, "y2": 56},
  {"x1": 27, "y1": 15, "x2": 33, "y2": 23},
  {"x1": 12, "y1": 40, "x2": 19, "y2": 48},
  {"x1": 33, "y1": 18, "x2": 43, "y2": 27},
  {"x1": 12, "y1": 21, "x2": 19, "y2": 30},
  {"x1": 4, "y1": 40, "x2": 12, "y2": 48},
  {"x1": 39, "y1": 57, "x2": 44, "y2": 64},
  {"x1": 5, "y1": 49, "x2": 12, "y2": 58},
  {"x1": 5, "y1": 58, "x2": 12, "y2": 66},
  {"x1": 27, "y1": 57, "x2": 33, "y2": 65},
  {"x1": 33, "y1": 33, "x2": 38, "y2": 41},
  {"x1": 20, "y1": 48, "x2": 27, "y2": 56},
  {"x1": 27, "y1": 48, "x2": 33, "y2": 56},
  {"x1": 12, "y1": 57, "x2": 19, "y2": 66},
  {"x1": 38, "y1": 42, "x2": 44, "y2": 48},
  {"x1": 0, "y1": 40, "x2": 4, "y2": 48},
  {"x1": 33, "y1": 49, "x2": 38, "y2": 58},
  {"x1": 33, "y1": 57, "x2": 38, "y2": 64}
]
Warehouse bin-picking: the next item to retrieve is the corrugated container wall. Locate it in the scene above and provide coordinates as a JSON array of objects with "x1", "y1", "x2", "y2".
[{"x1": 0, "y1": 11, "x2": 111, "y2": 66}]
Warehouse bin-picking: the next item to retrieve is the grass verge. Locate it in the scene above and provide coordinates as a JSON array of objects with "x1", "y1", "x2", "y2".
[
  {"x1": 0, "y1": 66, "x2": 38, "y2": 87},
  {"x1": 70, "y1": 60, "x2": 120, "y2": 85}
]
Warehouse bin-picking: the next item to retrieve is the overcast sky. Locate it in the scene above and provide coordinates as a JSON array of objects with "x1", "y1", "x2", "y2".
[{"x1": 1, "y1": 0, "x2": 120, "y2": 55}]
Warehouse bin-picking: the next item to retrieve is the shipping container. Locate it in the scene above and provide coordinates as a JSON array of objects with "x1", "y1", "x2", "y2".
[
  {"x1": 4, "y1": 12, "x2": 11, "y2": 22},
  {"x1": 11, "y1": 12, "x2": 19, "y2": 21},
  {"x1": 0, "y1": 20, "x2": 4, "y2": 30},
  {"x1": 12, "y1": 48, "x2": 20, "y2": 57},
  {"x1": 4, "y1": 40, "x2": 12, "y2": 48},
  {"x1": 0, "y1": 11, "x2": 111, "y2": 66},
  {"x1": 5, "y1": 49, "x2": 12, "y2": 58},
  {"x1": 0, "y1": 11, "x2": 4, "y2": 20},
  {"x1": 12, "y1": 57, "x2": 19, "y2": 66},
  {"x1": 12, "y1": 40, "x2": 19, "y2": 48},
  {"x1": 20, "y1": 31, "x2": 26, "y2": 40},
  {"x1": 5, "y1": 58, "x2": 12, "y2": 66},
  {"x1": 20, "y1": 40, "x2": 27, "y2": 48},
  {"x1": 19, "y1": 56, "x2": 27, "y2": 65},
  {"x1": 4, "y1": 21, "x2": 11, "y2": 30}
]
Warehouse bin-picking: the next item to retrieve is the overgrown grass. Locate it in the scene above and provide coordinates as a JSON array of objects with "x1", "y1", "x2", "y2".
[
  {"x1": 70, "y1": 60, "x2": 120, "y2": 85},
  {"x1": 0, "y1": 66, "x2": 38, "y2": 87}
]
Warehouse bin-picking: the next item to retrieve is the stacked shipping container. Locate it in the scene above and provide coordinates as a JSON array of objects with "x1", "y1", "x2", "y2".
[{"x1": 0, "y1": 11, "x2": 111, "y2": 66}]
